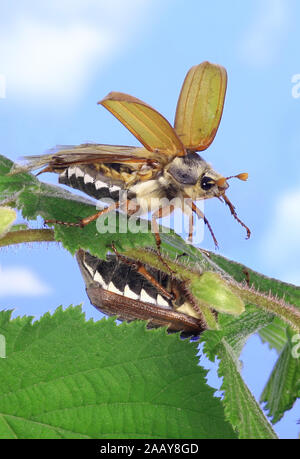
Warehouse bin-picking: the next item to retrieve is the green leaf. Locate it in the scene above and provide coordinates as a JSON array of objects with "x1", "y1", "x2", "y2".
[
  {"x1": 0, "y1": 155, "x2": 39, "y2": 200},
  {"x1": 0, "y1": 308, "x2": 236, "y2": 439},
  {"x1": 202, "y1": 305, "x2": 275, "y2": 360},
  {"x1": 208, "y1": 251, "x2": 300, "y2": 425},
  {"x1": 200, "y1": 311, "x2": 278, "y2": 438},
  {"x1": 260, "y1": 330, "x2": 300, "y2": 424},
  {"x1": 18, "y1": 184, "x2": 156, "y2": 259},
  {"x1": 215, "y1": 338, "x2": 277, "y2": 439},
  {"x1": 258, "y1": 317, "x2": 288, "y2": 353},
  {"x1": 209, "y1": 252, "x2": 300, "y2": 351}
]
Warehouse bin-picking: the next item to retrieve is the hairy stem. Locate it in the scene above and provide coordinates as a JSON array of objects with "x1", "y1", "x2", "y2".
[
  {"x1": 0, "y1": 229, "x2": 55, "y2": 247},
  {"x1": 125, "y1": 248, "x2": 300, "y2": 331},
  {"x1": 231, "y1": 283, "x2": 300, "y2": 331}
]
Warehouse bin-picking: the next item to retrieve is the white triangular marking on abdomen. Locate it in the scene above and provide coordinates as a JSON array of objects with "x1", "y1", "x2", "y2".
[
  {"x1": 95, "y1": 180, "x2": 108, "y2": 190},
  {"x1": 108, "y1": 281, "x2": 123, "y2": 296},
  {"x1": 124, "y1": 285, "x2": 139, "y2": 300},
  {"x1": 110, "y1": 185, "x2": 121, "y2": 192},
  {"x1": 68, "y1": 166, "x2": 77, "y2": 177},
  {"x1": 93, "y1": 271, "x2": 107, "y2": 288},
  {"x1": 83, "y1": 261, "x2": 94, "y2": 278},
  {"x1": 140, "y1": 289, "x2": 156, "y2": 305},
  {"x1": 156, "y1": 294, "x2": 170, "y2": 309},
  {"x1": 84, "y1": 174, "x2": 94, "y2": 184},
  {"x1": 75, "y1": 167, "x2": 84, "y2": 178}
]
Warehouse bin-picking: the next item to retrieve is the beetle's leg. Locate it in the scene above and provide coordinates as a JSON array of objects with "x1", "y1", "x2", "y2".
[
  {"x1": 222, "y1": 194, "x2": 251, "y2": 239},
  {"x1": 45, "y1": 201, "x2": 120, "y2": 227},
  {"x1": 187, "y1": 201, "x2": 219, "y2": 249},
  {"x1": 151, "y1": 205, "x2": 176, "y2": 274},
  {"x1": 188, "y1": 212, "x2": 194, "y2": 243},
  {"x1": 242, "y1": 268, "x2": 251, "y2": 287},
  {"x1": 44, "y1": 197, "x2": 138, "y2": 228}
]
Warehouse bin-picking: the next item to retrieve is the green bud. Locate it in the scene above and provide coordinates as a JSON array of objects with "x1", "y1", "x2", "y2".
[
  {"x1": 190, "y1": 272, "x2": 245, "y2": 316},
  {"x1": 0, "y1": 207, "x2": 17, "y2": 238}
]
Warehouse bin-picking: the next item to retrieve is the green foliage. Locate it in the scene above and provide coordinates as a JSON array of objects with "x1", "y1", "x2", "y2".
[
  {"x1": 260, "y1": 329, "x2": 300, "y2": 424},
  {"x1": 0, "y1": 308, "x2": 236, "y2": 439},
  {"x1": 1, "y1": 154, "x2": 300, "y2": 438},
  {"x1": 216, "y1": 339, "x2": 277, "y2": 439}
]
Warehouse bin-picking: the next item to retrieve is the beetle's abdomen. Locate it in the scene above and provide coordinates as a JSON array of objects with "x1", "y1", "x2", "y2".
[{"x1": 59, "y1": 165, "x2": 123, "y2": 201}]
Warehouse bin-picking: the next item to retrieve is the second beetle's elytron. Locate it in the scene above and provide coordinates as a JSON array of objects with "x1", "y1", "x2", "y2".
[{"x1": 76, "y1": 248, "x2": 207, "y2": 337}]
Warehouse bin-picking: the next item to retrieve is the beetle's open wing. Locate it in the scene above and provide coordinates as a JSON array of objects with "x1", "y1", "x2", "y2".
[
  {"x1": 99, "y1": 92, "x2": 186, "y2": 162},
  {"x1": 12, "y1": 144, "x2": 155, "y2": 174},
  {"x1": 174, "y1": 62, "x2": 227, "y2": 151}
]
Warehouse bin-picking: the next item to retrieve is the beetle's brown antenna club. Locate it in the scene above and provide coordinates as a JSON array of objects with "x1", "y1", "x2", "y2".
[{"x1": 216, "y1": 173, "x2": 248, "y2": 188}]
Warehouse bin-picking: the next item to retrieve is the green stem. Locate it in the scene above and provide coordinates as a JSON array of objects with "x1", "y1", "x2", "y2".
[
  {"x1": 0, "y1": 229, "x2": 55, "y2": 247},
  {"x1": 125, "y1": 248, "x2": 300, "y2": 331},
  {"x1": 231, "y1": 283, "x2": 300, "y2": 331}
]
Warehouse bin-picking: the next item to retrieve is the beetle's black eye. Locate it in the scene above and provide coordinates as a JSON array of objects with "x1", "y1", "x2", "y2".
[{"x1": 201, "y1": 176, "x2": 215, "y2": 191}]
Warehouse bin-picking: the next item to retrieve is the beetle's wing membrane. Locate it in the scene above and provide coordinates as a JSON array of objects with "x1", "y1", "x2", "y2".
[
  {"x1": 12, "y1": 144, "x2": 155, "y2": 174},
  {"x1": 174, "y1": 62, "x2": 227, "y2": 151},
  {"x1": 99, "y1": 92, "x2": 186, "y2": 161}
]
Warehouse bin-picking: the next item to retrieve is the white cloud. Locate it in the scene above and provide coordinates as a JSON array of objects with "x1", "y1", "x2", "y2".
[
  {"x1": 0, "y1": 264, "x2": 51, "y2": 296},
  {"x1": 0, "y1": 0, "x2": 153, "y2": 103},
  {"x1": 261, "y1": 188, "x2": 300, "y2": 285},
  {"x1": 238, "y1": 0, "x2": 290, "y2": 67}
]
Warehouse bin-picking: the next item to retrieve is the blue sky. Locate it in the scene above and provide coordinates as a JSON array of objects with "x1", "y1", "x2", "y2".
[{"x1": 0, "y1": 0, "x2": 299, "y2": 438}]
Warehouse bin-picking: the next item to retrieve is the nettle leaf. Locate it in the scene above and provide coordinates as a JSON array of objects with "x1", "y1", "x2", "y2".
[
  {"x1": 260, "y1": 330, "x2": 300, "y2": 424},
  {"x1": 258, "y1": 317, "x2": 288, "y2": 353},
  {"x1": 209, "y1": 253, "x2": 300, "y2": 351},
  {"x1": 202, "y1": 255, "x2": 300, "y2": 428},
  {"x1": 202, "y1": 304, "x2": 275, "y2": 360},
  {"x1": 214, "y1": 338, "x2": 277, "y2": 439},
  {"x1": 0, "y1": 308, "x2": 236, "y2": 439},
  {"x1": 200, "y1": 305, "x2": 278, "y2": 438},
  {"x1": 18, "y1": 184, "x2": 156, "y2": 259},
  {"x1": 0, "y1": 155, "x2": 39, "y2": 200}
]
